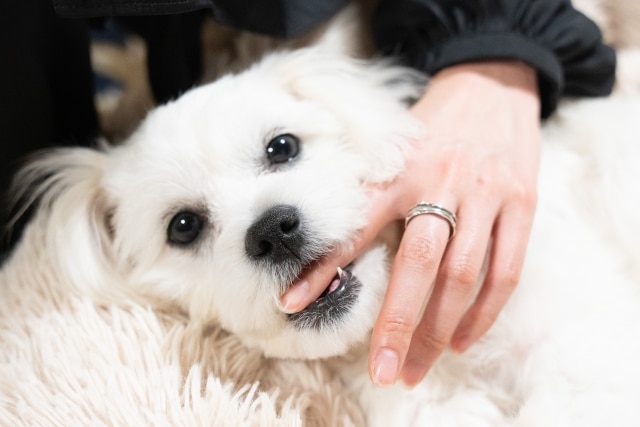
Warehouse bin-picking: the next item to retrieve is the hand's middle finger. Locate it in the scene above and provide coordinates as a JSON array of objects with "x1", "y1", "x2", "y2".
[{"x1": 368, "y1": 210, "x2": 451, "y2": 386}]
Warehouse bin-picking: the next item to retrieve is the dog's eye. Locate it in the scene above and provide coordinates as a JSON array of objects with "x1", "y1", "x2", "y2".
[
  {"x1": 266, "y1": 134, "x2": 300, "y2": 164},
  {"x1": 167, "y1": 211, "x2": 204, "y2": 246}
]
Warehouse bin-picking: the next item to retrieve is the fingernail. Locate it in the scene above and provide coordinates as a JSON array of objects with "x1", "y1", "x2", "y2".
[
  {"x1": 372, "y1": 349, "x2": 399, "y2": 387},
  {"x1": 279, "y1": 280, "x2": 309, "y2": 313}
]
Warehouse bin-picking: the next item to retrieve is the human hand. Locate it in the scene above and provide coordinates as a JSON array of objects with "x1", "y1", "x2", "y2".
[{"x1": 280, "y1": 60, "x2": 541, "y2": 387}]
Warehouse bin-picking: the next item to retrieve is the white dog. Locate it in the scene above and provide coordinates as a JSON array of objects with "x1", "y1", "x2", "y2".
[{"x1": 4, "y1": 21, "x2": 640, "y2": 427}]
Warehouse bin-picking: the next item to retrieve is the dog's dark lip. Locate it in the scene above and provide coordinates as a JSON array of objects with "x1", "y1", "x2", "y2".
[
  {"x1": 311, "y1": 262, "x2": 353, "y2": 303},
  {"x1": 287, "y1": 263, "x2": 361, "y2": 329}
]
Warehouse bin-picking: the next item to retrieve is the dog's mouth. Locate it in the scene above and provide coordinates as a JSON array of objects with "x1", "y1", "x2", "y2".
[
  {"x1": 287, "y1": 263, "x2": 361, "y2": 330},
  {"x1": 319, "y1": 264, "x2": 351, "y2": 298}
]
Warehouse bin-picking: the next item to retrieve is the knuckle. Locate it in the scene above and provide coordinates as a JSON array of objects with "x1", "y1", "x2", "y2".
[
  {"x1": 483, "y1": 266, "x2": 521, "y2": 308},
  {"x1": 475, "y1": 171, "x2": 498, "y2": 189},
  {"x1": 499, "y1": 266, "x2": 521, "y2": 291},
  {"x1": 415, "y1": 325, "x2": 449, "y2": 353},
  {"x1": 510, "y1": 181, "x2": 538, "y2": 209},
  {"x1": 443, "y1": 257, "x2": 481, "y2": 290},
  {"x1": 490, "y1": 256, "x2": 523, "y2": 290},
  {"x1": 399, "y1": 235, "x2": 442, "y2": 270},
  {"x1": 377, "y1": 313, "x2": 416, "y2": 340}
]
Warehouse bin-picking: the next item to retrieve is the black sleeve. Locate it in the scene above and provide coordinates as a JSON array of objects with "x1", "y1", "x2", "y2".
[{"x1": 371, "y1": 0, "x2": 616, "y2": 118}]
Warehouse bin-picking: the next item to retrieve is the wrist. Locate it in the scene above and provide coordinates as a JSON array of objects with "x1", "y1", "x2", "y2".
[
  {"x1": 433, "y1": 61, "x2": 537, "y2": 90},
  {"x1": 413, "y1": 60, "x2": 541, "y2": 121}
]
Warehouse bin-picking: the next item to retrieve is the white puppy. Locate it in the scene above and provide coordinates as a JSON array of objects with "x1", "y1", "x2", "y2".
[{"x1": 4, "y1": 38, "x2": 640, "y2": 426}]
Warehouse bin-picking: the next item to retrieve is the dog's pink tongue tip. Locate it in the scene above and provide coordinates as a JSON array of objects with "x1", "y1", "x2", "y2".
[
  {"x1": 328, "y1": 278, "x2": 340, "y2": 294},
  {"x1": 326, "y1": 266, "x2": 344, "y2": 295}
]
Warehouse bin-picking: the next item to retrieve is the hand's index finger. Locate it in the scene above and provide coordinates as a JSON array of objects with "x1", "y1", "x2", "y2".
[{"x1": 280, "y1": 184, "x2": 396, "y2": 313}]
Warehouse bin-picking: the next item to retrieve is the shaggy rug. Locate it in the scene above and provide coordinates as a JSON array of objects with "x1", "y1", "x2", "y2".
[{"x1": 0, "y1": 249, "x2": 363, "y2": 426}]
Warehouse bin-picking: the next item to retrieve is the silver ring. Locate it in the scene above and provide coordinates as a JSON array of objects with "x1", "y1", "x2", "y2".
[{"x1": 405, "y1": 202, "x2": 457, "y2": 240}]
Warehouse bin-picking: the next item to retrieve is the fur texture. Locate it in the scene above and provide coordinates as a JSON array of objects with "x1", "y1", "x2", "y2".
[{"x1": 3, "y1": 2, "x2": 640, "y2": 426}]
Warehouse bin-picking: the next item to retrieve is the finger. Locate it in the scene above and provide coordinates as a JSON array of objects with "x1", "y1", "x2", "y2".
[
  {"x1": 450, "y1": 203, "x2": 535, "y2": 352},
  {"x1": 368, "y1": 212, "x2": 450, "y2": 387},
  {"x1": 400, "y1": 206, "x2": 496, "y2": 386},
  {"x1": 280, "y1": 184, "x2": 396, "y2": 313}
]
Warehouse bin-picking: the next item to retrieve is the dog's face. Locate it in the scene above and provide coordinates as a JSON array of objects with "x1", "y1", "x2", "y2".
[{"x1": 22, "y1": 50, "x2": 423, "y2": 359}]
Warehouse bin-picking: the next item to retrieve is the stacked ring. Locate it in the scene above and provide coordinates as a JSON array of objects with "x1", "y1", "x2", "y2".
[{"x1": 405, "y1": 202, "x2": 457, "y2": 240}]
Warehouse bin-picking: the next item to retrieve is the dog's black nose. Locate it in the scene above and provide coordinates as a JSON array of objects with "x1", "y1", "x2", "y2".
[{"x1": 245, "y1": 205, "x2": 304, "y2": 263}]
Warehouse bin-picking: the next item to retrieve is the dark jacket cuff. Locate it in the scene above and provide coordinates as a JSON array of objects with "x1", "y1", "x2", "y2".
[{"x1": 372, "y1": 0, "x2": 616, "y2": 119}]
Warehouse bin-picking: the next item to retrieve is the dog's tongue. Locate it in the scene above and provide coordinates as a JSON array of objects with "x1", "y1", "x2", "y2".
[
  {"x1": 327, "y1": 275, "x2": 340, "y2": 295},
  {"x1": 317, "y1": 267, "x2": 344, "y2": 300}
]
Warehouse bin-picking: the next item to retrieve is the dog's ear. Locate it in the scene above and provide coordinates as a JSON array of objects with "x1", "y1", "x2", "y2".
[
  {"x1": 309, "y1": 4, "x2": 366, "y2": 58},
  {"x1": 5, "y1": 147, "x2": 120, "y2": 297}
]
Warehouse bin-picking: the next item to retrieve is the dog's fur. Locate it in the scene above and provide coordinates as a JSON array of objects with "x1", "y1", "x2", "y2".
[{"x1": 3, "y1": 4, "x2": 640, "y2": 426}]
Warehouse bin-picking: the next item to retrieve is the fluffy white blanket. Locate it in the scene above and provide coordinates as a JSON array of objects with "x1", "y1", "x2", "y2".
[{"x1": 0, "y1": 262, "x2": 363, "y2": 426}]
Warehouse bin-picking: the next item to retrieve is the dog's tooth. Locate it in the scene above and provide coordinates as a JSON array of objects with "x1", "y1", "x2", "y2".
[{"x1": 337, "y1": 266, "x2": 344, "y2": 279}]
